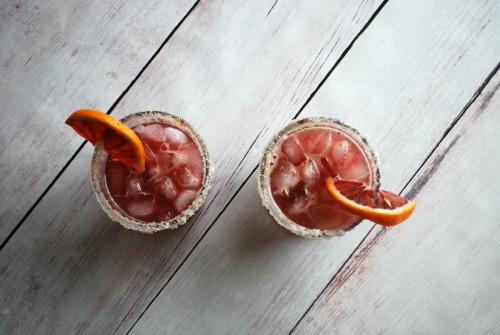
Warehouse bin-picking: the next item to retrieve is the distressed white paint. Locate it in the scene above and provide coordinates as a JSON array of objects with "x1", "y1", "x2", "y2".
[
  {"x1": 304, "y1": 0, "x2": 500, "y2": 192},
  {"x1": 292, "y1": 74, "x2": 500, "y2": 335},
  {"x1": 0, "y1": 0, "x2": 498, "y2": 333},
  {"x1": 0, "y1": 0, "x2": 384, "y2": 333},
  {"x1": 0, "y1": 0, "x2": 195, "y2": 242},
  {"x1": 128, "y1": 0, "x2": 500, "y2": 333}
]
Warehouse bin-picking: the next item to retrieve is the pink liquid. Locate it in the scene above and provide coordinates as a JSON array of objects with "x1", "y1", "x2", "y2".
[
  {"x1": 104, "y1": 121, "x2": 204, "y2": 222},
  {"x1": 269, "y1": 127, "x2": 373, "y2": 230}
]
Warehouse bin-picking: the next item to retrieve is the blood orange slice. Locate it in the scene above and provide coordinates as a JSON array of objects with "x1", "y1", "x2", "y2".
[
  {"x1": 325, "y1": 177, "x2": 416, "y2": 226},
  {"x1": 66, "y1": 109, "x2": 145, "y2": 172}
]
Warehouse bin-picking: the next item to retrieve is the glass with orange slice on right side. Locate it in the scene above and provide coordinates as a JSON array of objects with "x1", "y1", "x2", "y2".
[{"x1": 258, "y1": 117, "x2": 415, "y2": 238}]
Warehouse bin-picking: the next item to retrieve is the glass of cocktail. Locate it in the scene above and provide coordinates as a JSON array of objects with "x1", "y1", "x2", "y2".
[
  {"x1": 89, "y1": 111, "x2": 211, "y2": 233},
  {"x1": 258, "y1": 117, "x2": 379, "y2": 237}
]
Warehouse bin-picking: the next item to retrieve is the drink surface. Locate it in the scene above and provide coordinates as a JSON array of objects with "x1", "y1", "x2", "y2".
[
  {"x1": 269, "y1": 126, "x2": 373, "y2": 230},
  {"x1": 104, "y1": 120, "x2": 204, "y2": 222}
]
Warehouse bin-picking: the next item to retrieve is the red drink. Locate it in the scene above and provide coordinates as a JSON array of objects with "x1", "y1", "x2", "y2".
[
  {"x1": 91, "y1": 112, "x2": 211, "y2": 233},
  {"x1": 258, "y1": 118, "x2": 379, "y2": 237}
]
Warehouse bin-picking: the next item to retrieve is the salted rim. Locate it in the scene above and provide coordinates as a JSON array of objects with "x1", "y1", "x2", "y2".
[
  {"x1": 257, "y1": 117, "x2": 380, "y2": 238},
  {"x1": 91, "y1": 111, "x2": 212, "y2": 233}
]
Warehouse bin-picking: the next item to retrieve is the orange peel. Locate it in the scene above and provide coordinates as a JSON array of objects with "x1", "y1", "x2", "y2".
[
  {"x1": 66, "y1": 109, "x2": 145, "y2": 172},
  {"x1": 326, "y1": 177, "x2": 416, "y2": 226}
]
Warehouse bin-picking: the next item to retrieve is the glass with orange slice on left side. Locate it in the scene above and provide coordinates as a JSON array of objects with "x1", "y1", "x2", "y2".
[{"x1": 66, "y1": 110, "x2": 212, "y2": 233}]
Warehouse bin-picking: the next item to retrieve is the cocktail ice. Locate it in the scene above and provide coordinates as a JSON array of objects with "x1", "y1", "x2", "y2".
[
  {"x1": 270, "y1": 127, "x2": 373, "y2": 229},
  {"x1": 105, "y1": 120, "x2": 205, "y2": 222},
  {"x1": 259, "y1": 118, "x2": 379, "y2": 237},
  {"x1": 86, "y1": 111, "x2": 211, "y2": 233}
]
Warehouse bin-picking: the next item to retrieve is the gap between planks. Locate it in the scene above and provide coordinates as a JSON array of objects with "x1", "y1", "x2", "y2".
[
  {"x1": 125, "y1": 1, "x2": 390, "y2": 333},
  {"x1": 0, "y1": 0, "x2": 201, "y2": 254},
  {"x1": 402, "y1": 61, "x2": 500, "y2": 200},
  {"x1": 287, "y1": 60, "x2": 500, "y2": 335},
  {"x1": 2, "y1": 0, "x2": 495, "y2": 333}
]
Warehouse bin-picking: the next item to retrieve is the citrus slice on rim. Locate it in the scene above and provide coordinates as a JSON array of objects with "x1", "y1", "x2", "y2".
[
  {"x1": 325, "y1": 177, "x2": 416, "y2": 226},
  {"x1": 65, "y1": 109, "x2": 145, "y2": 172}
]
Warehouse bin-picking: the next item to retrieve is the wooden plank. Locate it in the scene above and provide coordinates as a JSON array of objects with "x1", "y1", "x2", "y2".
[
  {"x1": 127, "y1": 1, "x2": 500, "y2": 333},
  {"x1": 303, "y1": 0, "x2": 500, "y2": 193},
  {"x1": 0, "y1": 0, "x2": 196, "y2": 242},
  {"x1": 292, "y1": 72, "x2": 500, "y2": 335},
  {"x1": 0, "y1": 0, "x2": 386, "y2": 333}
]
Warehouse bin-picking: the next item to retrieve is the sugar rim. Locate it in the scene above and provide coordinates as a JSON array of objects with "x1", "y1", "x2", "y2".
[
  {"x1": 91, "y1": 111, "x2": 212, "y2": 233},
  {"x1": 257, "y1": 117, "x2": 380, "y2": 238}
]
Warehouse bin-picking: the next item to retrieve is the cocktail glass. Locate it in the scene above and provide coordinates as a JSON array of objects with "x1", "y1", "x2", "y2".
[
  {"x1": 91, "y1": 111, "x2": 211, "y2": 233},
  {"x1": 258, "y1": 117, "x2": 379, "y2": 237}
]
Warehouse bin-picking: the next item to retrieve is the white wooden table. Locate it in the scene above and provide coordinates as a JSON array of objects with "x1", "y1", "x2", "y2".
[{"x1": 1, "y1": 0, "x2": 499, "y2": 334}]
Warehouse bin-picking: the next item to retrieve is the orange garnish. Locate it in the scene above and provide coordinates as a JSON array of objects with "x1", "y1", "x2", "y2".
[
  {"x1": 66, "y1": 109, "x2": 145, "y2": 172},
  {"x1": 325, "y1": 177, "x2": 416, "y2": 226}
]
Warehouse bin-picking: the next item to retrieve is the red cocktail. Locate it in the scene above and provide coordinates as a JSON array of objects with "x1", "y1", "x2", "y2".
[
  {"x1": 258, "y1": 118, "x2": 379, "y2": 237},
  {"x1": 91, "y1": 111, "x2": 211, "y2": 233}
]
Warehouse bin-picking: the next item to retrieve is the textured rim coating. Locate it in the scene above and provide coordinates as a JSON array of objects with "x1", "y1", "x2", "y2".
[
  {"x1": 257, "y1": 117, "x2": 380, "y2": 238},
  {"x1": 91, "y1": 111, "x2": 212, "y2": 233}
]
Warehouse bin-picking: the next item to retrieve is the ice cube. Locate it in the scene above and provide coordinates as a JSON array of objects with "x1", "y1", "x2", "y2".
[
  {"x1": 300, "y1": 159, "x2": 320, "y2": 185},
  {"x1": 170, "y1": 153, "x2": 182, "y2": 169},
  {"x1": 330, "y1": 140, "x2": 352, "y2": 166},
  {"x1": 157, "y1": 151, "x2": 178, "y2": 170},
  {"x1": 127, "y1": 176, "x2": 143, "y2": 194},
  {"x1": 310, "y1": 131, "x2": 333, "y2": 155},
  {"x1": 272, "y1": 159, "x2": 298, "y2": 196},
  {"x1": 143, "y1": 167, "x2": 160, "y2": 183},
  {"x1": 176, "y1": 144, "x2": 201, "y2": 164},
  {"x1": 135, "y1": 124, "x2": 166, "y2": 143},
  {"x1": 184, "y1": 148, "x2": 204, "y2": 179},
  {"x1": 281, "y1": 136, "x2": 306, "y2": 165},
  {"x1": 288, "y1": 195, "x2": 309, "y2": 215},
  {"x1": 156, "y1": 177, "x2": 178, "y2": 200},
  {"x1": 175, "y1": 144, "x2": 204, "y2": 178},
  {"x1": 174, "y1": 190, "x2": 198, "y2": 212},
  {"x1": 341, "y1": 161, "x2": 370, "y2": 181},
  {"x1": 126, "y1": 195, "x2": 155, "y2": 218},
  {"x1": 133, "y1": 125, "x2": 145, "y2": 135},
  {"x1": 300, "y1": 130, "x2": 315, "y2": 153},
  {"x1": 174, "y1": 166, "x2": 202, "y2": 189},
  {"x1": 164, "y1": 126, "x2": 189, "y2": 149},
  {"x1": 189, "y1": 157, "x2": 204, "y2": 181}
]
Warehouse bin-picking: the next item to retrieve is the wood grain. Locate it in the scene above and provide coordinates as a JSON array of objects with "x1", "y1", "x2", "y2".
[
  {"x1": 0, "y1": 0, "x2": 196, "y2": 243},
  {"x1": 302, "y1": 0, "x2": 500, "y2": 193},
  {"x1": 0, "y1": 0, "x2": 385, "y2": 333},
  {"x1": 291, "y1": 73, "x2": 500, "y2": 335},
  {"x1": 128, "y1": 1, "x2": 500, "y2": 334}
]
